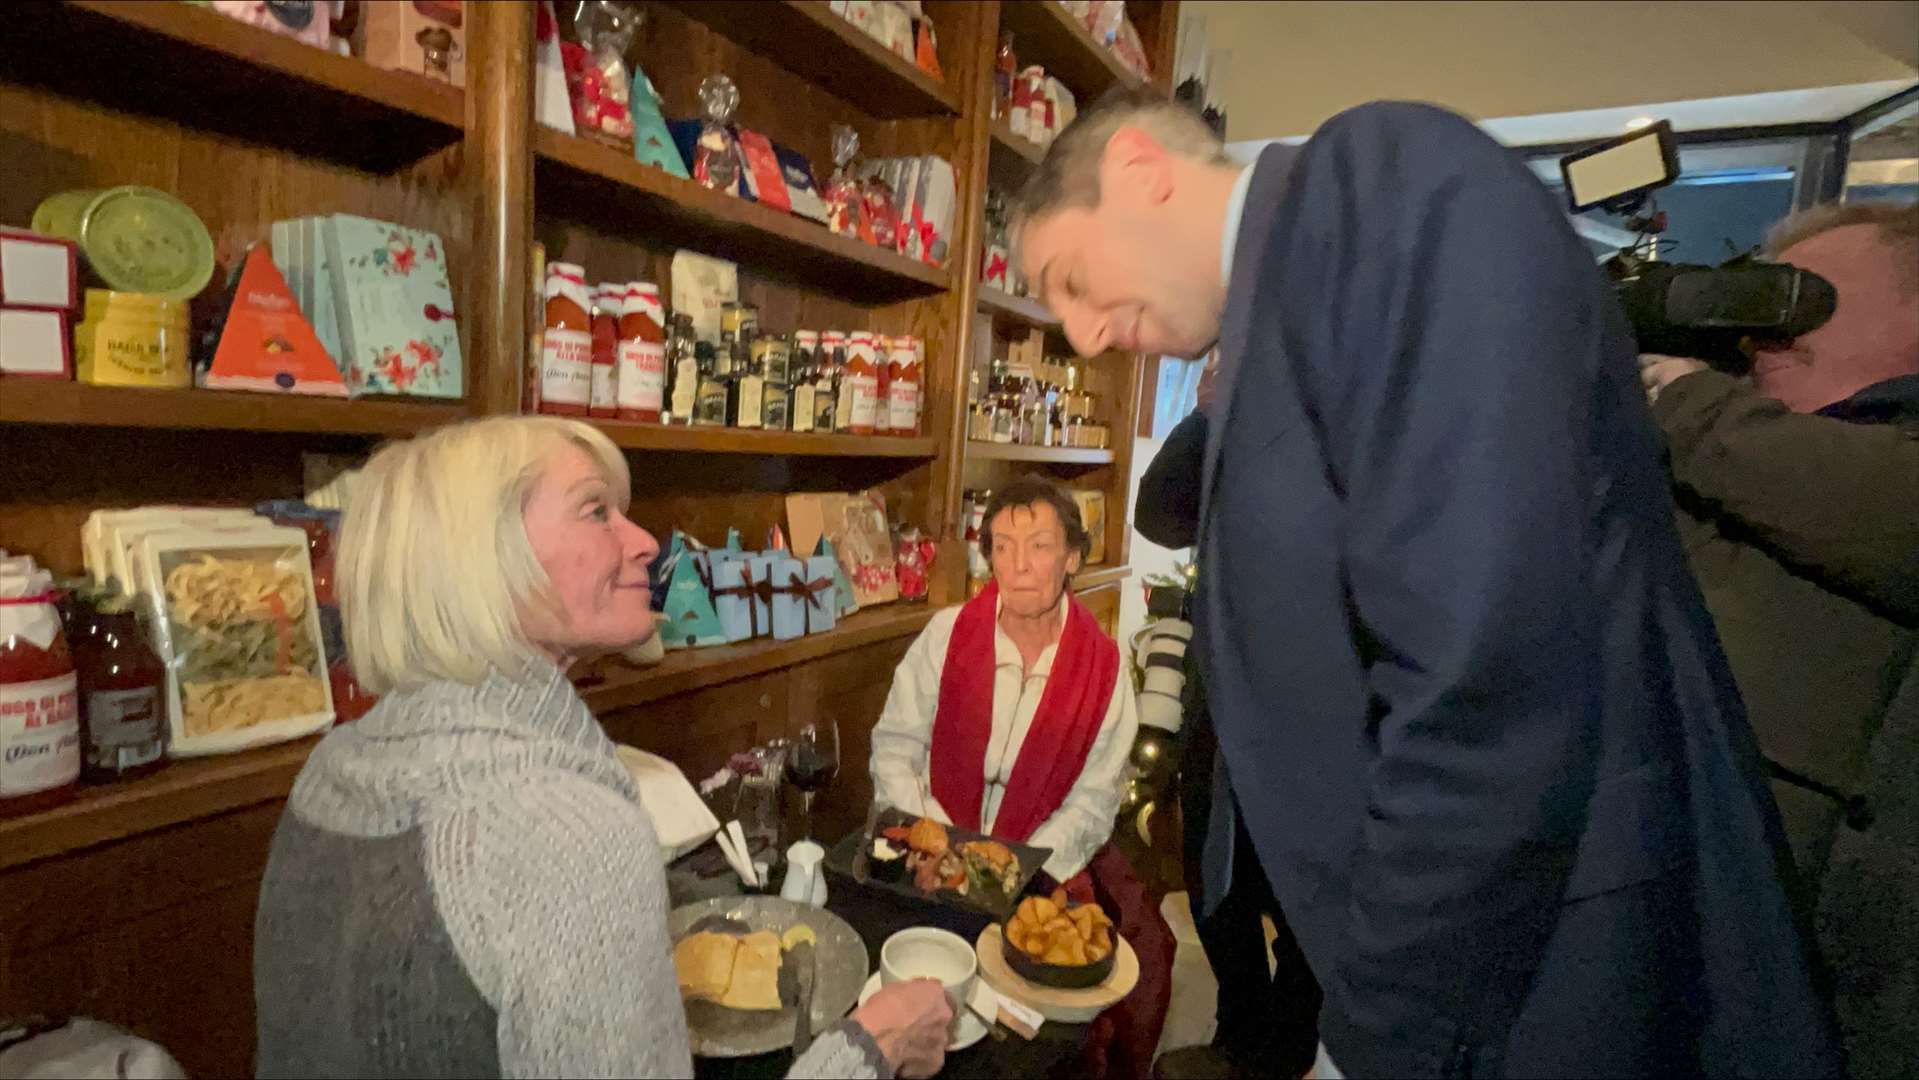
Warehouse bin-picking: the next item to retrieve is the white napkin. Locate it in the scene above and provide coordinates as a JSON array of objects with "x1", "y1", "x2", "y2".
[{"x1": 615, "y1": 745, "x2": 721, "y2": 863}]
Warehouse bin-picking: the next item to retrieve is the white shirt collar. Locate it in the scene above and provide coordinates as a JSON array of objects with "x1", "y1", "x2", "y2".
[{"x1": 1219, "y1": 164, "x2": 1257, "y2": 291}]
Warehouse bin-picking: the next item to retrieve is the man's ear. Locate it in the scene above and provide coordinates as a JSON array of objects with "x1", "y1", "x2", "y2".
[{"x1": 1101, "y1": 126, "x2": 1174, "y2": 208}]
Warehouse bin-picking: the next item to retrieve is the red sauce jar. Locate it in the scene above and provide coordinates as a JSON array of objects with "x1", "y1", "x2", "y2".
[
  {"x1": 71, "y1": 597, "x2": 168, "y2": 783},
  {"x1": 0, "y1": 570, "x2": 81, "y2": 815}
]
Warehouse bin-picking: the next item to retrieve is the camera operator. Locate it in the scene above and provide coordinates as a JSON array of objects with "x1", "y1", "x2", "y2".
[{"x1": 1639, "y1": 201, "x2": 1919, "y2": 1078}]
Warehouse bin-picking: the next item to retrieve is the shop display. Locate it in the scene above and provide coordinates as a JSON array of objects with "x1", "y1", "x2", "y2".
[
  {"x1": 884, "y1": 335, "x2": 922, "y2": 435},
  {"x1": 322, "y1": 215, "x2": 463, "y2": 398},
  {"x1": 692, "y1": 74, "x2": 745, "y2": 196},
  {"x1": 0, "y1": 308, "x2": 68, "y2": 378},
  {"x1": 538, "y1": 261, "x2": 592, "y2": 416},
  {"x1": 357, "y1": 0, "x2": 466, "y2": 85},
  {"x1": 669, "y1": 250, "x2": 739, "y2": 346},
  {"x1": 135, "y1": 526, "x2": 334, "y2": 756},
  {"x1": 271, "y1": 215, "x2": 345, "y2": 365},
  {"x1": 0, "y1": 562, "x2": 80, "y2": 814},
  {"x1": 73, "y1": 290, "x2": 191, "y2": 389},
  {"x1": 590, "y1": 282, "x2": 622, "y2": 418},
  {"x1": 68, "y1": 591, "x2": 167, "y2": 783},
  {"x1": 616, "y1": 282, "x2": 666, "y2": 422},
  {"x1": 0, "y1": 228, "x2": 78, "y2": 311},
  {"x1": 980, "y1": 191, "x2": 1011, "y2": 292},
  {"x1": 786, "y1": 490, "x2": 899, "y2": 608},
  {"x1": 33, "y1": 186, "x2": 216, "y2": 302},
  {"x1": 824, "y1": 125, "x2": 870, "y2": 244},
  {"x1": 533, "y1": 0, "x2": 579, "y2": 136},
  {"x1": 561, "y1": 0, "x2": 641, "y2": 152},
  {"x1": 1072, "y1": 490, "x2": 1107, "y2": 565},
  {"x1": 968, "y1": 343, "x2": 1110, "y2": 450},
  {"x1": 840, "y1": 331, "x2": 882, "y2": 435},
  {"x1": 202, "y1": 246, "x2": 347, "y2": 396},
  {"x1": 828, "y1": 0, "x2": 944, "y2": 80},
  {"x1": 630, "y1": 62, "x2": 688, "y2": 178},
  {"x1": 774, "y1": 144, "x2": 830, "y2": 224},
  {"x1": 994, "y1": 31, "x2": 1016, "y2": 120}
]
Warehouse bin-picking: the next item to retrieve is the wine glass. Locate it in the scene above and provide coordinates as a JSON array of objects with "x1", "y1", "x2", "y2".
[{"x1": 785, "y1": 719, "x2": 841, "y2": 841}]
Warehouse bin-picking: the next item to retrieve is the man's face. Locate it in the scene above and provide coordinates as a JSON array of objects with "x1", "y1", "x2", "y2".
[
  {"x1": 1750, "y1": 224, "x2": 1919, "y2": 413},
  {"x1": 1017, "y1": 132, "x2": 1225, "y2": 360}
]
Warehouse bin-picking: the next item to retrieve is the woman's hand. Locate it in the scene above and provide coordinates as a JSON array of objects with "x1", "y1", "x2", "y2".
[{"x1": 851, "y1": 978, "x2": 952, "y2": 1078}]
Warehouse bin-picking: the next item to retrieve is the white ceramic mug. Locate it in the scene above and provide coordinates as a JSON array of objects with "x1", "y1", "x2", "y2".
[
  {"x1": 879, "y1": 927, "x2": 977, "y2": 1036},
  {"x1": 780, "y1": 840, "x2": 826, "y2": 906}
]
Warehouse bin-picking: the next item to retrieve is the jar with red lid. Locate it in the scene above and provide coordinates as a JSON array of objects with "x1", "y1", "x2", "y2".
[
  {"x1": 0, "y1": 569, "x2": 81, "y2": 815},
  {"x1": 70, "y1": 595, "x2": 167, "y2": 783}
]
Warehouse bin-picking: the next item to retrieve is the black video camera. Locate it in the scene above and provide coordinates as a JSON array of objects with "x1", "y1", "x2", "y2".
[{"x1": 1560, "y1": 122, "x2": 1837, "y2": 372}]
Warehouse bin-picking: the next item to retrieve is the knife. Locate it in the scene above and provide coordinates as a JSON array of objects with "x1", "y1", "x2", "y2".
[{"x1": 789, "y1": 941, "x2": 817, "y2": 1057}]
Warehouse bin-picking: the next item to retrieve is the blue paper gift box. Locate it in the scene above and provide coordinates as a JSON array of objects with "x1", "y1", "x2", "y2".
[
  {"x1": 712, "y1": 550, "x2": 776, "y2": 643},
  {"x1": 817, "y1": 538, "x2": 858, "y2": 617},
  {"x1": 771, "y1": 553, "x2": 840, "y2": 640},
  {"x1": 657, "y1": 532, "x2": 724, "y2": 650}
]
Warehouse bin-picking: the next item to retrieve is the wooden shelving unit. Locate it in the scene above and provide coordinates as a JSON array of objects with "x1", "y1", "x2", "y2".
[
  {"x1": 658, "y1": 0, "x2": 961, "y2": 119},
  {"x1": 967, "y1": 440, "x2": 1114, "y2": 465},
  {"x1": 0, "y1": 380, "x2": 468, "y2": 438},
  {"x1": 590, "y1": 421, "x2": 937, "y2": 458},
  {"x1": 977, "y1": 284, "x2": 1060, "y2": 329},
  {"x1": 997, "y1": 0, "x2": 1152, "y2": 103},
  {"x1": 535, "y1": 129, "x2": 950, "y2": 299},
  {"x1": 577, "y1": 604, "x2": 938, "y2": 714},
  {"x1": 2, "y1": 0, "x2": 463, "y2": 170},
  {"x1": 0, "y1": 4, "x2": 1182, "y2": 1070}
]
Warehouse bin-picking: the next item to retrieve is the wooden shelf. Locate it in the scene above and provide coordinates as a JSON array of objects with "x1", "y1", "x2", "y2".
[
  {"x1": 535, "y1": 129, "x2": 950, "y2": 299},
  {"x1": 1075, "y1": 563, "x2": 1131, "y2": 590},
  {"x1": 3, "y1": 0, "x2": 463, "y2": 171},
  {"x1": 0, "y1": 380, "x2": 469, "y2": 438},
  {"x1": 576, "y1": 604, "x2": 938, "y2": 714},
  {"x1": 0, "y1": 735, "x2": 319, "y2": 873},
  {"x1": 998, "y1": 0, "x2": 1150, "y2": 103},
  {"x1": 592, "y1": 420, "x2": 938, "y2": 458},
  {"x1": 988, "y1": 118, "x2": 1048, "y2": 191},
  {"x1": 659, "y1": 0, "x2": 960, "y2": 119},
  {"x1": 967, "y1": 440, "x2": 1114, "y2": 465},
  {"x1": 0, "y1": 606, "x2": 940, "y2": 871},
  {"x1": 978, "y1": 285, "x2": 1060, "y2": 329}
]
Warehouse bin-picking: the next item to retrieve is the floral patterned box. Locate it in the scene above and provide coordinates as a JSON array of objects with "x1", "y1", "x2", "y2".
[{"x1": 321, "y1": 214, "x2": 464, "y2": 398}]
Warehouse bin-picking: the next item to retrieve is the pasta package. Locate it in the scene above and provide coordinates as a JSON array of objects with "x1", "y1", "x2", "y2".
[{"x1": 134, "y1": 526, "x2": 335, "y2": 757}]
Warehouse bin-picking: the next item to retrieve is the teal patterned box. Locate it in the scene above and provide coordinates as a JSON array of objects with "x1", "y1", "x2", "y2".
[{"x1": 321, "y1": 214, "x2": 464, "y2": 398}]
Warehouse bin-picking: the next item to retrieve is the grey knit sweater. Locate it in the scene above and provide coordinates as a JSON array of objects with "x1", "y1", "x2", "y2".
[{"x1": 254, "y1": 662, "x2": 889, "y2": 1079}]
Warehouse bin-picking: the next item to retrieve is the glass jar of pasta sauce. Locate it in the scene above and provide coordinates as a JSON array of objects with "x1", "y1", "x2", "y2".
[
  {"x1": 0, "y1": 568, "x2": 81, "y2": 815},
  {"x1": 70, "y1": 594, "x2": 167, "y2": 783}
]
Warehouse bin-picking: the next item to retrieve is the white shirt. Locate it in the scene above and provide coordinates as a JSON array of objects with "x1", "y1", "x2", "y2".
[{"x1": 869, "y1": 594, "x2": 1139, "y2": 881}]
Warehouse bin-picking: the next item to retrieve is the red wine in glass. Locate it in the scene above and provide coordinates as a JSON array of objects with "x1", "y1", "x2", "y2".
[{"x1": 786, "y1": 721, "x2": 839, "y2": 838}]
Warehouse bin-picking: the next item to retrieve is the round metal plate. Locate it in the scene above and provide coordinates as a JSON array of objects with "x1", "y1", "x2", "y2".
[{"x1": 668, "y1": 895, "x2": 870, "y2": 1059}]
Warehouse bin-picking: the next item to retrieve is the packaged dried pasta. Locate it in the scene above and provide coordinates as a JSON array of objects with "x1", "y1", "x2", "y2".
[{"x1": 133, "y1": 526, "x2": 335, "y2": 757}]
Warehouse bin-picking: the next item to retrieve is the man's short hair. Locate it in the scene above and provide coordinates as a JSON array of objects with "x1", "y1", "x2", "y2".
[
  {"x1": 1765, "y1": 201, "x2": 1919, "y2": 294},
  {"x1": 1013, "y1": 89, "x2": 1228, "y2": 233},
  {"x1": 979, "y1": 475, "x2": 1092, "y2": 569}
]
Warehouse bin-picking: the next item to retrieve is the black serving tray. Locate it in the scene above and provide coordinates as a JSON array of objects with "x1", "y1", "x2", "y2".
[{"x1": 825, "y1": 807, "x2": 1051, "y2": 920}]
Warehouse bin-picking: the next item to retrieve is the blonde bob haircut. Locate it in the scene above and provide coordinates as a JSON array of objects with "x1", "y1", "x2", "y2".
[{"x1": 339, "y1": 415, "x2": 631, "y2": 694}]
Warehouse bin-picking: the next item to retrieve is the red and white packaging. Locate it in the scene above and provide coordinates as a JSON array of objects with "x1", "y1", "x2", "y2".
[
  {"x1": 539, "y1": 263, "x2": 593, "y2": 413},
  {"x1": 0, "y1": 229, "x2": 78, "y2": 312},
  {"x1": 616, "y1": 282, "x2": 666, "y2": 421},
  {"x1": 590, "y1": 282, "x2": 622, "y2": 418},
  {"x1": 1020, "y1": 67, "x2": 1049, "y2": 143},
  {"x1": 0, "y1": 307, "x2": 71, "y2": 378},
  {"x1": 887, "y1": 335, "x2": 922, "y2": 435}
]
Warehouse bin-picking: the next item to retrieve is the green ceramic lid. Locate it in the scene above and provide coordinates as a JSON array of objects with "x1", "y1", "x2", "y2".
[
  {"x1": 30, "y1": 189, "x2": 99, "y2": 239},
  {"x1": 76, "y1": 186, "x2": 215, "y2": 301}
]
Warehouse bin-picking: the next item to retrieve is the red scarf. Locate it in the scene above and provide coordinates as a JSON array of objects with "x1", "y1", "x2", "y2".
[{"x1": 929, "y1": 580, "x2": 1120, "y2": 842}]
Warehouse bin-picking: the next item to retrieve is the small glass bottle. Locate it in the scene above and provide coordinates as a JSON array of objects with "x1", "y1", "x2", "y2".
[
  {"x1": 790, "y1": 331, "x2": 819, "y2": 434},
  {"x1": 666, "y1": 313, "x2": 700, "y2": 424},
  {"x1": 731, "y1": 340, "x2": 767, "y2": 430},
  {"x1": 813, "y1": 335, "x2": 841, "y2": 433},
  {"x1": 71, "y1": 596, "x2": 166, "y2": 783},
  {"x1": 694, "y1": 341, "x2": 729, "y2": 426}
]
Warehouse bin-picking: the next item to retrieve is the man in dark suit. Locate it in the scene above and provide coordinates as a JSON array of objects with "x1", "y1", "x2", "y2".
[{"x1": 1014, "y1": 93, "x2": 1840, "y2": 1077}]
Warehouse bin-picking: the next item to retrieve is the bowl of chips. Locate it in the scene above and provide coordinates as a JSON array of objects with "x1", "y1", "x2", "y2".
[{"x1": 1002, "y1": 888, "x2": 1117, "y2": 989}]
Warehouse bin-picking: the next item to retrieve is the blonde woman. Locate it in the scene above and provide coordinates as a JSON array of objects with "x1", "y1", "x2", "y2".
[{"x1": 253, "y1": 416, "x2": 950, "y2": 1079}]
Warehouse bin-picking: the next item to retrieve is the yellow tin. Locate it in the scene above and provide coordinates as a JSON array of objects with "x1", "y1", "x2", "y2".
[{"x1": 73, "y1": 289, "x2": 191, "y2": 388}]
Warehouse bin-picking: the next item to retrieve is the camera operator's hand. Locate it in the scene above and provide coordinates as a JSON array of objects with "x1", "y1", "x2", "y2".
[{"x1": 1639, "y1": 353, "x2": 1708, "y2": 404}]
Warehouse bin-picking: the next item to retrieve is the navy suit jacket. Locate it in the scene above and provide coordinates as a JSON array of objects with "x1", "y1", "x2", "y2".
[{"x1": 1195, "y1": 103, "x2": 1840, "y2": 1077}]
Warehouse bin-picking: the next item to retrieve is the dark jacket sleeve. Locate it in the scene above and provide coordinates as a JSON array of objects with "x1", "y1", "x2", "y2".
[
  {"x1": 1134, "y1": 410, "x2": 1208, "y2": 549},
  {"x1": 1280, "y1": 104, "x2": 1611, "y2": 1077},
  {"x1": 1654, "y1": 369, "x2": 1919, "y2": 626}
]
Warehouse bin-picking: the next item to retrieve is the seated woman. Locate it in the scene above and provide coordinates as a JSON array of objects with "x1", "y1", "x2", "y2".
[
  {"x1": 254, "y1": 416, "x2": 950, "y2": 1080},
  {"x1": 870, "y1": 477, "x2": 1171, "y2": 1079}
]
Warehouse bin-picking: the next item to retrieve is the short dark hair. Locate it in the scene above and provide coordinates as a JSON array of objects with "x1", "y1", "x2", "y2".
[
  {"x1": 978, "y1": 476, "x2": 1092, "y2": 570},
  {"x1": 1012, "y1": 89, "x2": 1228, "y2": 236}
]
